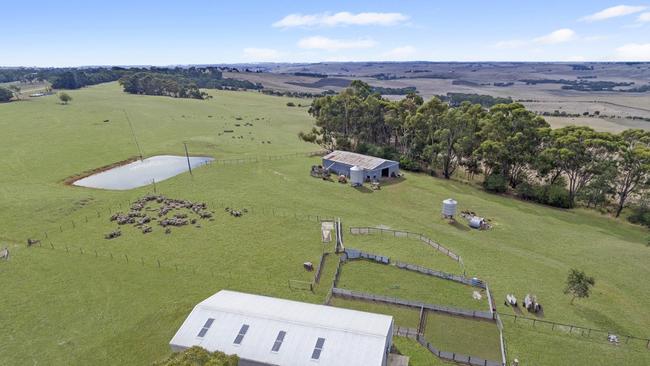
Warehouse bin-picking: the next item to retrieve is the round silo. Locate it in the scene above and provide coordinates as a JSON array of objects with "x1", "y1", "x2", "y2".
[
  {"x1": 350, "y1": 166, "x2": 364, "y2": 186},
  {"x1": 442, "y1": 198, "x2": 457, "y2": 218}
]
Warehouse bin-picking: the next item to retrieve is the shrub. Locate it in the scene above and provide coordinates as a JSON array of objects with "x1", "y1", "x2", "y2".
[
  {"x1": 516, "y1": 182, "x2": 536, "y2": 200},
  {"x1": 0, "y1": 87, "x2": 13, "y2": 102},
  {"x1": 153, "y1": 346, "x2": 238, "y2": 366},
  {"x1": 515, "y1": 181, "x2": 572, "y2": 208},
  {"x1": 286, "y1": 102, "x2": 295, "y2": 107},
  {"x1": 483, "y1": 174, "x2": 507, "y2": 193},
  {"x1": 399, "y1": 156, "x2": 421, "y2": 172},
  {"x1": 628, "y1": 205, "x2": 650, "y2": 228},
  {"x1": 546, "y1": 184, "x2": 572, "y2": 208}
]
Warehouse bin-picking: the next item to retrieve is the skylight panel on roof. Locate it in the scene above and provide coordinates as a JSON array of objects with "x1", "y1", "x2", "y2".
[
  {"x1": 233, "y1": 324, "x2": 249, "y2": 345},
  {"x1": 197, "y1": 318, "x2": 214, "y2": 338},
  {"x1": 271, "y1": 330, "x2": 286, "y2": 352},
  {"x1": 311, "y1": 337, "x2": 325, "y2": 360}
]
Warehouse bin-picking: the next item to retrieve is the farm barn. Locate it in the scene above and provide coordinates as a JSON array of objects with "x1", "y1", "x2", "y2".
[
  {"x1": 322, "y1": 150, "x2": 400, "y2": 181},
  {"x1": 170, "y1": 290, "x2": 394, "y2": 366}
]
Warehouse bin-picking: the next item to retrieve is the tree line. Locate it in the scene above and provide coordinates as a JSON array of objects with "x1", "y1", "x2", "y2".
[
  {"x1": 0, "y1": 67, "x2": 262, "y2": 100},
  {"x1": 301, "y1": 81, "x2": 650, "y2": 220}
]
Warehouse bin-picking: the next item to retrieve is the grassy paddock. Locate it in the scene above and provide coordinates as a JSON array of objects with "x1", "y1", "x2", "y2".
[
  {"x1": 392, "y1": 337, "x2": 452, "y2": 366},
  {"x1": 344, "y1": 233, "x2": 464, "y2": 274},
  {"x1": 424, "y1": 312, "x2": 501, "y2": 362},
  {"x1": 1, "y1": 83, "x2": 649, "y2": 365},
  {"x1": 503, "y1": 317, "x2": 649, "y2": 365},
  {"x1": 337, "y1": 260, "x2": 488, "y2": 311},
  {"x1": 329, "y1": 297, "x2": 421, "y2": 328}
]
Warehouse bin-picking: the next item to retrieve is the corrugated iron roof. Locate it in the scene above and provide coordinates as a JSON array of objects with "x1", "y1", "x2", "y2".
[
  {"x1": 323, "y1": 150, "x2": 397, "y2": 170},
  {"x1": 170, "y1": 290, "x2": 392, "y2": 366}
]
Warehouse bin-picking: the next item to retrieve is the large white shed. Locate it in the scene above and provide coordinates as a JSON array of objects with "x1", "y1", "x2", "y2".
[
  {"x1": 169, "y1": 290, "x2": 394, "y2": 366},
  {"x1": 322, "y1": 150, "x2": 400, "y2": 181}
]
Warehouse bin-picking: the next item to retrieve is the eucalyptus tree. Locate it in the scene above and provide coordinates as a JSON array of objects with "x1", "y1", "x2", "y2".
[
  {"x1": 541, "y1": 126, "x2": 619, "y2": 207},
  {"x1": 613, "y1": 129, "x2": 650, "y2": 217},
  {"x1": 475, "y1": 103, "x2": 550, "y2": 187}
]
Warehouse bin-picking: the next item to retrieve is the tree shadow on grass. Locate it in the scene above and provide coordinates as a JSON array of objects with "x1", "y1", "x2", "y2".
[
  {"x1": 448, "y1": 219, "x2": 470, "y2": 231},
  {"x1": 573, "y1": 305, "x2": 629, "y2": 335},
  {"x1": 353, "y1": 185, "x2": 373, "y2": 194},
  {"x1": 380, "y1": 177, "x2": 406, "y2": 187}
]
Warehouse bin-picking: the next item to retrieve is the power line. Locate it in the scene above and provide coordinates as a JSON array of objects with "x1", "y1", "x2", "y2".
[{"x1": 123, "y1": 109, "x2": 144, "y2": 160}]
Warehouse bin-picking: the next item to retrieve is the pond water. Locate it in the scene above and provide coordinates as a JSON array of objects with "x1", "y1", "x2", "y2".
[{"x1": 73, "y1": 155, "x2": 214, "y2": 190}]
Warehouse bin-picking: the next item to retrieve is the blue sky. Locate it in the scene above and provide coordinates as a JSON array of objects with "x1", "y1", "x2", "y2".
[{"x1": 2, "y1": 1, "x2": 650, "y2": 66}]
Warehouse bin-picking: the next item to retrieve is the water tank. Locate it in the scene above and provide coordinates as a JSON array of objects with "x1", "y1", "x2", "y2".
[
  {"x1": 350, "y1": 166, "x2": 364, "y2": 186},
  {"x1": 469, "y1": 216, "x2": 484, "y2": 229},
  {"x1": 442, "y1": 198, "x2": 457, "y2": 217}
]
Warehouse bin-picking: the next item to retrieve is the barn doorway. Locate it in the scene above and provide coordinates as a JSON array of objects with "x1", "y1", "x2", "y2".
[{"x1": 381, "y1": 168, "x2": 389, "y2": 177}]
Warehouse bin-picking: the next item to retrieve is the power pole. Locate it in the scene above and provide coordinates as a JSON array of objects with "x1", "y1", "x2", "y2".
[{"x1": 184, "y1": 142, "x2": 193, "y2": 176}]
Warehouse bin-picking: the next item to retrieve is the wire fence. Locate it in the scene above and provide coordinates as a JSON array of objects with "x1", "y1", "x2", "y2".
[
  {"x1": 348, "y1": 227, "x2": 464, "y2": 271},
  {"x1": 499, "y1": 313, "x2": 650, "y2": 350},
  {"x1": 331, "y1": 288, "x2": 495, "y2": 321},
  {"x1": 313, "y1": 252, "x2": 329, "y2": 284},
  {"x1": 28, "y1": 199, "x2": 340, "y2": 247},
  {"x1": 200, "y1": 150, "x2": 327, "y2": 166},
  {"x1": 288, "y1": 252, "x2": 329, "y2": 293},
  {"x1": 394, "y1": 261, "x2": 483, "y2": 288},
  {"x1": 25, "y1": 240, "x2": 255, "y2": 288},
  {"x1": 394, "y1": 326, "x2": 420, "y2": 339},
  {"x1": 415, "y1": 335, "x2": 503, "y2": 366}
]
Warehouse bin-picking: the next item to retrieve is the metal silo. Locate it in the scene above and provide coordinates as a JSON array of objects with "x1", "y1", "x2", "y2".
[
  {"x1": 350, "y1": 166, "x2": 364, "y2": 186},
  {"x1": 442, "y1": 198, "x2": 457, "y2": 218}
]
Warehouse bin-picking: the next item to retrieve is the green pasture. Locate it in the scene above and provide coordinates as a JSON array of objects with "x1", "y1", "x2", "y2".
[
  {"x1": 336, "y1": 260, "x2": 488, "y2": 311},
  {"x1": 1, "y1": 83, "x2": 649, "y2": 365}
]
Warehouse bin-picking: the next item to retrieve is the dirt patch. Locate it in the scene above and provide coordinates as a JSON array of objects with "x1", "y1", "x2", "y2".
[{"x1": 63, "y1": 156, "x2": 139, "y2": 186}]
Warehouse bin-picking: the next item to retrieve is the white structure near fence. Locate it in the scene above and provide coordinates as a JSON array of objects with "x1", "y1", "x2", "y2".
[{"x1": 170, "y1": 290, "x2": 394, "y2": 366}]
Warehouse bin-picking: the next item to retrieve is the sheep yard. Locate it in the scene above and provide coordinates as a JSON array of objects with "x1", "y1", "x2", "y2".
[{"x1": 1, "y1": 83, "x2": 650, "y2": 366}]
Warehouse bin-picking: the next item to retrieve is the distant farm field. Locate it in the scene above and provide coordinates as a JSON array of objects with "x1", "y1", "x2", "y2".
[{"x1": 1, "y1": 83, "x2": 649, "y2": 366}]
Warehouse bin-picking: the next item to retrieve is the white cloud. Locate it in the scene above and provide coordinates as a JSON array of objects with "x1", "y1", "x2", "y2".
[
  {"x1": 580, "y1": 5, "x2": 647, "y2": 22},
  {"x1": 297, "y1": 36, "x2": 377, "y2": 51},
  {"x1": 494, "y1": 28, "x2": 576, "y2": 49},
  {"x1": 273, "y1": 12, "x2": 409, "y2": 28},
  {"x1": 615, "y1": 43, "x2": 650, "y2": 60},
  {"x1": 382, "y1": 46, "x2": 417, "y2": 60},
  {"x1": 242, "y1": 48, "x2": 281, "y2": 61},
  {"x1": 638, "y1": 12, "x2": 650, "y2": 22},
  {"x1": 533, "y1": 28, "x2": 576, "y2": 44}
]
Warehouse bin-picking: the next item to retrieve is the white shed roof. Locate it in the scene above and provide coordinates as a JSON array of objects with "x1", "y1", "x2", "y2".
[
  {"x1": 323, "y1": 150, "x2": 397, "y2": 170},
  {"x1": 170, "y1": 290, "x2": 393, "y2": 366}
]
